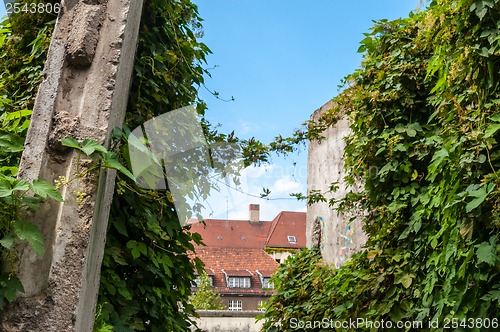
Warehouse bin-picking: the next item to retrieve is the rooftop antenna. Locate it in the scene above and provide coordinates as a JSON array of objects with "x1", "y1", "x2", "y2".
[{"x1": 226, "y1": 195, "x2": 229, "y2": 220}]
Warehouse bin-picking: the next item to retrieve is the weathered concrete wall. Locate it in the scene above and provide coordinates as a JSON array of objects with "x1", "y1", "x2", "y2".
[
  {"x1": 0, "y1": 0, "x2": 144, "y2": 331},
  {"x1": 306, "y1": 101, "x2": 367, "y2": 267},
  {"x1": 192, "y1": 311, "x2": 263, "y2": 332}
]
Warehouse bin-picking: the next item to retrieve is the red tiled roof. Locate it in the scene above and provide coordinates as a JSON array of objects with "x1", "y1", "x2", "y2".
[
  {"x1": 189, "y1": 219, "x2": 272, "y2": 248},
  {"x1": 223, "y1": 269, "x2": 253, "y2": 277},
  {"x1": 192, "y1": 247, "x2": 278, "y2": 295},
  {"x1": 265, "y1": 211, "x2": 306, "y2": 249}
]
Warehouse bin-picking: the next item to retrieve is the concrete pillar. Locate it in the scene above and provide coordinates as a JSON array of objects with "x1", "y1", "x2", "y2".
[
  {"x1": 306, "y1": 101, "x2": 367, "y2": 267},
  {"x1": 0, "y1": 0, "x2": 144, "y2": 330}
]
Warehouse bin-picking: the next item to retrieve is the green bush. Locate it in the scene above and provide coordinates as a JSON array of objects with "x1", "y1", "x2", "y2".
[
  {"x1": 261, "y1": 1, "x2": 500, "y2": 331},
  {"x1": 0, "y1": 0, "x2": 59, "y2": 310}
]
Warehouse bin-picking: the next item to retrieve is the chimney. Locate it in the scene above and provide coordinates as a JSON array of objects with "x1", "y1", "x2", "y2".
[{"x1": 249, "y1": 204, "x2": 260, "y2": 223}]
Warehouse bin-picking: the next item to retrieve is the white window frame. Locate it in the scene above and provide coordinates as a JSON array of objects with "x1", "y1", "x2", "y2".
[
  {"x1": 288, "y1": 235, "x2": 297, "y2": 244},
  {"x1": 227, "y1": 276, "x2": 251, "y2": 288},
  {"x1": 240, "y1": 277, "x2": 251, "y2": 288},
  {"x1": 262, "y1": 277, "x2": 273, "y2": 289},
  {"x1": 228, "y1": 300, "x2": 243, "y2": 311},
  {"x1": 258, "y1": 300, "x2": 266, "y2": 312},
  {"x1": 228, "y1": 277, "x2": 237, "y2": 288}
]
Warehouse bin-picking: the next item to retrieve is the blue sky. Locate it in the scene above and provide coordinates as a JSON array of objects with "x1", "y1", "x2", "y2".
[
  {"x1": 197, "y1": 1, "x2": 421, "y2": 141},
  {"x1": 1, "y1": 1, "x2": 421, "y2": 220},
  {"x1": 196, "y1": 0, "x2": 421, "y2": 220}
]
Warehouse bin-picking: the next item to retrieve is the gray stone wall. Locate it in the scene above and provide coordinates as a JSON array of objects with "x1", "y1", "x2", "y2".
[
  {"x1": 306, "y1": 102, "x2": 367, "y2": 267},
  {"x1": 0, "y1": 1, "x2": 144, "y2": 331}
]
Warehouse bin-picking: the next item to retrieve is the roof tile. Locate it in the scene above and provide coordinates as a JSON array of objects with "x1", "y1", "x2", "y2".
[{"x1": 192, "y1": 247, "x2": 278, "y2": 295}]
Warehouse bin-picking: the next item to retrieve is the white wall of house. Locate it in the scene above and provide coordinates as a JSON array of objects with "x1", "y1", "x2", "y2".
[
  {"x1": 266, "y1": 250, "x2": 293, "y2": 263},
  {"x1": 306, "y1": 102, "x2": 367, "y2": 267}
]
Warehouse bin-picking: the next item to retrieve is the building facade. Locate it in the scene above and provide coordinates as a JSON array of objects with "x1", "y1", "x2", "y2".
[{"x1": 190, "y1": 204, "x2": 306, "y2": 310}]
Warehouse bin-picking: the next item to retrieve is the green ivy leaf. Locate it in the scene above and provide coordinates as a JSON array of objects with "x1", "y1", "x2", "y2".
[
  {"x1": 427, "y1": 147, "x2": 449, "y2": 181},
  {"x1": 30, "y1": 179, "x2": 63, "y2": 202},
  {"x1": 0, "y1": 133, "x2": 25, "y2": 152},
  {"x1": 126, "y1": 240, "x2": 147, "y2": 259},
  {"x1": 489, "y1": 114, "x2": 500, "y2": 122},
  {"x1": 112, "y1": 217, "x2": 128, "y2": 237},
  {"x1": 5, "y1": 109, "x2": 32, "y2": 121},
  {"x1": 394, "y1": 272, "x2": 415, "y2": 289},
  {"x1": 481, "y1": 290, "x2": 500, "y2": 302},
  {"x1": 103, "y1": 153, "x2": 136, "y2": 181},
  {"x1": 0, "y1": 178, "x2": 30, "y2": 197},
  {"x1": 476, "y1": 241, "x2": 496, "y2": 266},
  {"x1": 484, "y1": 123, "x2": 500, "y2": 138},
  {"x1": 80, "y1": 139, "x2": 107, "y2": 156},
  {"x1": 157, "y1": 252, "x2": 173, "y2": 268},
  {"x1": 60, "y1": 137, "x2": 81, "y2": 150},
  {"x1": 466, "y1": 183, "x2": 495, "y2": 212},
  {"x1": 117, "y1": 286, "x2": 133, "y2": 301},
  {"x1": 13, "y1": 221, "x2": 44, "y2": 256},
  {"x1": 3, "y1": 275, "x2": 24, "y2": 302},
  {"x1": 0, "y1": 235, "x2": 14, "y2": 249},
  {"x1": 406, "y1": 128, "x2": 417, "y2": 137}
]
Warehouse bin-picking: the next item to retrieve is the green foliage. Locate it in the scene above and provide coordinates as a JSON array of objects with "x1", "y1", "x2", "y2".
[
  {"x1": 1, "y1": 1, "x2": 210, "y2": 329},
  {"x1": 0, "y1": 1, "x2": 60, "y2": 310},
  {"x1": 262, "y1": 0, "x2": 500, "y2": 331},
  {"x1": 189, "y1": 272, "x2": 225, "y2": 310},
  {"x1": 95, "y1": 1, "x2": 211, "y2": 331},
  {"x1": 61, "y1": 137, "x2": 135, "y2": 181},
  {"x1": 258, "y1": 248, "x2": 332, "y2": 331},
  {"x1": 94, "y1": 304, "x2": 115, "y2": 332}
]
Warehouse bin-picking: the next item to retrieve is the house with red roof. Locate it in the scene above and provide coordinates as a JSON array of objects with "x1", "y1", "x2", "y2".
[
  {"x1": 264, "y1": 210, "x2": 306, "y2": 263},
  {"x1": 190, "y1": 204, "x2": 306, "y2": 311}
]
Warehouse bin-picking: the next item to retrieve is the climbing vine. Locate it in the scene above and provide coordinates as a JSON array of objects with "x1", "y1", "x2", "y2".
[
  {"x1": 1, "y1": 1, "x2": 213, "y2": 330},
  {"x1": 261, "y1": 0, "x2": 500, "y2": 331},
  {"x1": 96, "y1": 0, "x2": 212, "y2": 331},
  {"x1": 0, "y1": 0, "x2": 59, "y2": 310}
]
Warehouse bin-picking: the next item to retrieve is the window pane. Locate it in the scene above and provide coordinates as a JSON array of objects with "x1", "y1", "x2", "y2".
[
  {"x1": 228, "y1": 277, "x2": 251, "y2": 288},
  {"x1": 228, "y1": 300, "x2": 242, "y2": 311},
  {"x1": 263, "y1": 277, "x2": 273, "y2": 289},
  {"x1": 228, "y1": 277, "x2": 237, "y2": 288},
  {"x1": 241, "y1": 277, "x2": 250, "y2": 288}
]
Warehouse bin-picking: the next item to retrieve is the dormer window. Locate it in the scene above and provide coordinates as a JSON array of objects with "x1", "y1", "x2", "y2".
[
  {"x1": 262, "y1": 277, "x2": 273, "y2": 289},
  {"x1": 288, "y1": 235, "x2": 297, "y2": 244},
  {"x1": 256, "y1": 270, "x2": 274, "y2": 289},
  {"x1": 227, "y1": 276, "x2": 251, "y2": 288}
]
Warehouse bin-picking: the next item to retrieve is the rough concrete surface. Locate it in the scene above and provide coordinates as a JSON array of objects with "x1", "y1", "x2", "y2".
[
  {"x1": 66, "y1": 3, "x2": 105, "y2": 66},
  {"x1": 0, "y1": 0, "x2": 144, "y2": 331},
  {"x1": 306, "y1": 101, "x2": 367, "y2": 267}
]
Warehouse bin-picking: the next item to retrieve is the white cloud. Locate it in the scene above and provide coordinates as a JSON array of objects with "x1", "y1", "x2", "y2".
[
  {"x1": 270, "y1": 176, "x2": 302, "y2": 195},
  {"x1": 238, "y1": 120, "x2": 259, "y2": 135},
  {"x1": 242, "y1": 164, "x2": 276, "y2": 179},
  {"x1": 189, "y1": 158, "x2": 306, "y2": 221}
]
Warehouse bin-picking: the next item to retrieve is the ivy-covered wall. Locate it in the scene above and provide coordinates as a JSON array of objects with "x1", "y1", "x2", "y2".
[
  {"x1": 306, "y1": 101, "x2": 367, "y2": 268},
  {"x1": 261, "y1": 0, "x2": 500, "y2": 330},
  {"x1": 1, "y1": 1, "x2": 211, "y2": 331},
  {"x1": 0, "y1": 0, "x2": 59, "y2": 311}
]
